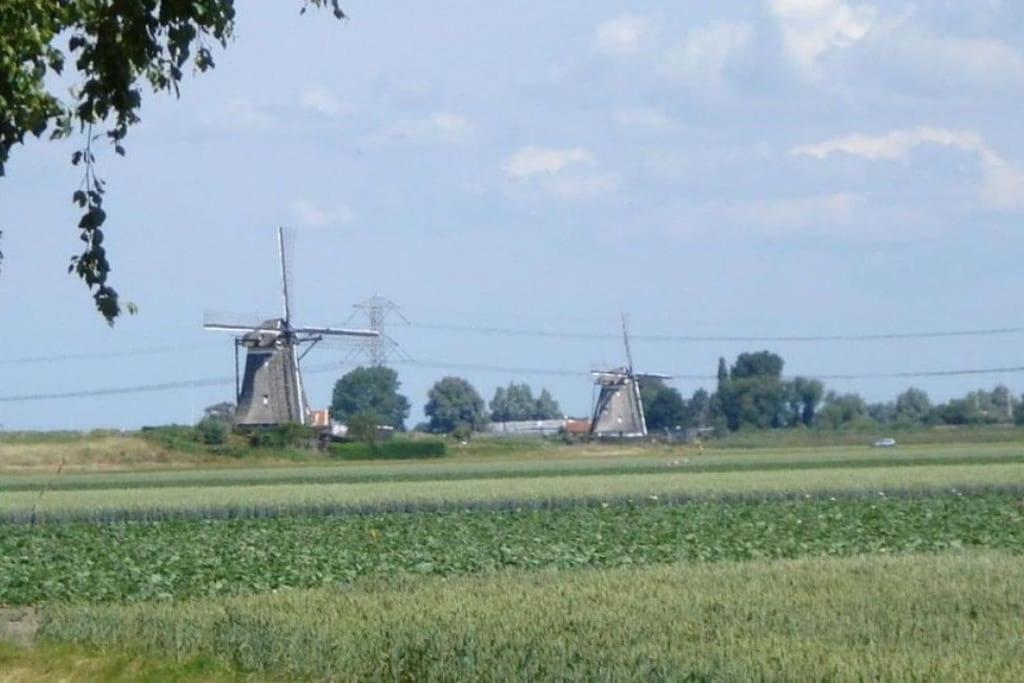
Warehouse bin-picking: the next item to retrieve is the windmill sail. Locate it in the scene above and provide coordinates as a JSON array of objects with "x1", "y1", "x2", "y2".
[{"x1": 204, "y1": 227, "x2": 378, "y2": 428}]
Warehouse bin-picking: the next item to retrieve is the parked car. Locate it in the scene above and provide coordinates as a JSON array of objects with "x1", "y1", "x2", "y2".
[{"x1": 872, "y1": 437, "x2": 897, "y2": 448}]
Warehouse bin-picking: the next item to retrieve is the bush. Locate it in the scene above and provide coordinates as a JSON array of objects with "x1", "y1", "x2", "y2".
[
  {"x1": 346, "y1": 412, "x2": 382, "y2": 444},
  {"x1": 327, "y1": 439, "x2": 446, "y2": 461},
  {"x1": 139, "y1": 425, "x2": 201, "y2": 451},
  {"x1": 196, "y1": 419, "x2": 229, "y2": 445},
  {"x1": 247, "y1": 423, "x2": 318, "y2": 450}
]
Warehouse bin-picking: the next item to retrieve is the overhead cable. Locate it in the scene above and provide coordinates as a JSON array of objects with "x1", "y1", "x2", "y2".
[
  {"x1": 2, "y1": 360, "x2": 1023, "y2": 403},
  {"x1": 409, "y1": 322, "x2": 1024, "y2": 343}
]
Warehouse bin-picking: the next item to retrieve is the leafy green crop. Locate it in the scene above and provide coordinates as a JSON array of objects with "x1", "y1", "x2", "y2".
[{"x1": 1, "y1": 492, "x2": 1021, "y2": 605}]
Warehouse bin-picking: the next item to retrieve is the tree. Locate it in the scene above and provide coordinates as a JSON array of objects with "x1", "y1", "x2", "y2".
[
  {"x1": 490, "y1": 383, "x2": 535, "y2": 422},
  {"x1": 345, "y1": 411, "x2": 381, "y2": 444},
  {"x1": 894, "y1": 387, "x2": 931, "y2": 425},
  {"x1": 639, "y1": 378, "x2": 685, "y2": 432},
  {"x1": 490, "y1": 383, "x2": 563, "y2": 421},
  {"x1": 331, "y1": 366, "x2": 410, "y2": 430},
  {"x1": 731, "y1": 351, "x2": 784, "y2": 381},
  {"x1": 534, "y1": 389, "x2": 563, "y2": 420},
  {"x1": 686, "y1": 388, "x2": 712, "y2": 429},
  {"x1": 786, "y1": 377, "x2": 824, "y2": 427},
  {"x1": 0, "y1": 0, "x2": 344, "y2": 322},
  {"x1": 201, "y1": 401, "x2": 235, "y2": 424},
  {"x1": 425, "y1": 376, "x2": 486, "y2": 434},
  {"x1": 816, "y1": 391, "x2": 871, "y2": 430},
  {"x1": 715, "y1": 351, "x2": 788, "y2": 431}
]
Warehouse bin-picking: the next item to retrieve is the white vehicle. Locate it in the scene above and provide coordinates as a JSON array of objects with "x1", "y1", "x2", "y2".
[{"x1": 873, "y1": 437, "x2": 897, "y2": 448}]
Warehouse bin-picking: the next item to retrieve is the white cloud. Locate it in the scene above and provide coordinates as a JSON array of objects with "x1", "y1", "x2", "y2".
[
  {"x1": 770, "y1": 0, "x2": 876, "y2": 74},
  {"x1": 594, "y1": 14, "x2": 650, "y2": 56},
  {"x1": 613, "y1": 107, "x2": 674, "y2": 130},
  {"x1": 291, "y1": 200, "x2": 355, "y2": 229},
  {"x1": 364, "y1": 111, "x2": 472, "y2": 145},
  {"x1": 663, "y1": 21, "x2": 752, "y2": 84},
  {"x1": 299, "y1": 86, "x2": 341, "y2": 116},
  {"x1": 502, "y1": 146, "x2": 594, "y2": 178},
  {"x1": 502, "y1": 146, "x2": 616, "y2": 200},
  {"x1": 793, "y1": 126, "x2": 1024, "y2": 210}
]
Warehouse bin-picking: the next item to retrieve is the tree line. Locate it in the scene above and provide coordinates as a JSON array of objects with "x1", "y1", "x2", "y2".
[
  {"x1": 329, "y1": 367, "x2": 562, "y2": 436},
  {"x1": 640, "y1": 351, "x2": 1023, "y2": 433},
  {"x1": 325, "y1": 355, "x2": 1024, "y2": 437}
]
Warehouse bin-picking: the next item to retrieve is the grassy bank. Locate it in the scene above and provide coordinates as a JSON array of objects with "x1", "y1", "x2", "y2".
[{"x1": 35, "y1": 552, "x2": 1024, "y2": 680}]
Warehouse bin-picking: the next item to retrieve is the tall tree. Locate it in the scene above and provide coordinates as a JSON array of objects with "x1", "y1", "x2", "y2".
[
  {"x1": 331, "y1": 366, "x2": 410, "y2": 430},
  {"x1": 425, "y1": 376, "x2": 486, "y2": 433},
  {"x1": 687, "y1": 388, "x2": 712, "y2": 429},
  {"x1": 787, "y1": 377, "x2": 824, "y2": 427},
  {"x1": 816, "y1": 391, "x2": 871, "y2": 430},
  {"x1": 490, "y1": 383, "x2": 536, "y2": 422},
  {"x1": 716, "y1": 351, "x2": 788, "y2": 431},
  {"x1": 894, "y1": 387, "x2": 932, "y2": 425},
  {"x1": 640, "y1": 378, "x2": 686, "y2": 432},
  {"x1": 0, "y1": 0, "x2": 343, "y2": 321},
  {"x1": 533, "y1": 388, "x2": 563, "y2": 420}
]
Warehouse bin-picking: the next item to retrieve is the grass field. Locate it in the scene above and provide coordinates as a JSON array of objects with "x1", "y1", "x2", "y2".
[
  {"x1": 1, "y1": 434, "x2": 1023, "y2": 680},
  {"x1": 22, "y1": 553, "x2": 1024, "y2": 680},
  {"x1": 3, "y1": 460, "x2": 1022, "y2": 523}
]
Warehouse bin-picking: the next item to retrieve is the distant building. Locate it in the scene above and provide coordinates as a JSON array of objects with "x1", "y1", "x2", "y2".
[{"x1": 487, "y1": 419, "x2": 565, "y2": 437}]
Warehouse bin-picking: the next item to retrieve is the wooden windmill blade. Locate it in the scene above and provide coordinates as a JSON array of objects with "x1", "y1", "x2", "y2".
[{"x1": 293, "y1": 326, "x2": 379, "y2": 339}]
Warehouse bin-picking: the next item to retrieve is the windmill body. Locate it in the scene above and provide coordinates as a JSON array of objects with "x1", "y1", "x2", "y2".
[
  {"x1": 589, "y1": 317, "x2": 669, "y2": 439},
  {"x1": 205, "y1": 228, "x2": 377, "y2": 428}
]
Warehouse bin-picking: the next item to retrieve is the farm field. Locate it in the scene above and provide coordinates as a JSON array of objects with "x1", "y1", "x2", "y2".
[
  {"x1": 2, "y1": 461, "x2": 1023, "y2": 523},
  {"x1": 2, "y1": 438, "x2": 1023, "y2": 680},
  {"x1": 27, "y1": 552, "x2": 1024, "y2": 681}
]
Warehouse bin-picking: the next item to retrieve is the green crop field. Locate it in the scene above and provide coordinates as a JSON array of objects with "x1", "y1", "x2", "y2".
[
  {"x1": 2, "y1": 460, "x2": 1023, "y2": 523},
  {"x1": 32, "y1": 552, "x2": 1024, "y2": 681},
  {"x1": 1, "y1": 438, "x2": 1023, "y2": 680}
]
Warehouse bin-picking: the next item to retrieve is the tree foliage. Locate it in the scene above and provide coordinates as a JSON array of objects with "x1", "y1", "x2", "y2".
[
  {"x1": 639, "y1": 378, "x2": 686, "y2": 432},
  {"x1": 425, "y1": 376, "x2": 486, "y2": 434},
  {"x1": 331, "y1": 366, "x2": 410, "y2": 430},
  {"x1": 489, "y1": 383, "x2": 562, "y2": 422},
  {"x1": 0, "y1": 0, "x2": 344, "y2": 322},
  {"x1": 716, "y1": 351, "x2": 788, "y2": 431}
]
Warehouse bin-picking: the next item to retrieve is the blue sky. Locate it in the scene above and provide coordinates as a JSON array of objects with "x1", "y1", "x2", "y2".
[{"x1": 1, "y1": 0, "x2": 1023, "y2": 429}]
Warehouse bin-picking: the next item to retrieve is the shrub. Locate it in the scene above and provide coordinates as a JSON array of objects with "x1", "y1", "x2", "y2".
[
  {"x1": 196, "y1": 419, "x2": 229, "y2": 446},
  {"x1": 327, "y1": 440, "x2": 446, "y2": 461},
  {"x1": 247, "y1": 423, "x2": 318, "y2": 450}
]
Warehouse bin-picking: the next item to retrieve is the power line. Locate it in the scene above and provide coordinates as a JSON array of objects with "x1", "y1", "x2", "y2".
[
  {"x1": 408, "y1": 322, "x2": 1024, "y2": 343},
  {"x1": 2, "y1": 359, "x2": 1023, "y2": 403},
  {"x1": 3, "y1": 320, "x2": 1023, "y2": 369},
  {"x1": 0, "y1": 342, "x2": 222, "y2": 366}
]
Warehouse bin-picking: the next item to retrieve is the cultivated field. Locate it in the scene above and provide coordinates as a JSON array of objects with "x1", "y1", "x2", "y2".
[{"x1": 1, "y1": 435, "x2": 1023, "y2": 680}]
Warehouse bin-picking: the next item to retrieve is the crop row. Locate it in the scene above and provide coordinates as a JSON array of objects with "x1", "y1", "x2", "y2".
[
  {"x1": 2, "y1": 461, "x2": 1023, "y2": 524},
  {"x1": 1, "y1": 491, "x2": 1021, "y2": 605},
  {"x1": 37, "y1": 552, "x2": 1024, "y2": 680},
  {"x1": 3, "y1": 446, "x2": 1023, "y2": 494}
]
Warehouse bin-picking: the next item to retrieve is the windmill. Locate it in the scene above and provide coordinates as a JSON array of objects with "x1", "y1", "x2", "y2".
[
  {"x1": 589, "y1": 315, "x2": 670, "y2": 438},
  {"x1": 204, "y1": 227, "x2": 378, "y2": 428}
]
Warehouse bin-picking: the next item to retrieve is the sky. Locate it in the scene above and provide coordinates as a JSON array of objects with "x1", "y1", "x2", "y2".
[{"x1": 1, "y1": 0, "x2": 1023, "y2": 430}]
